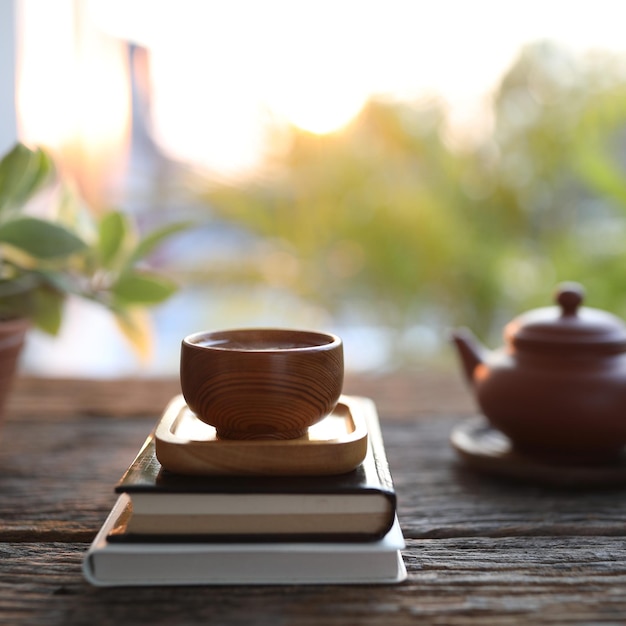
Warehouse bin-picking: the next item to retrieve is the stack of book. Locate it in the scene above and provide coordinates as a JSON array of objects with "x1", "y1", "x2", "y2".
[{"x1": 83, "y1": 395, "x2": 406, "y2": 586}]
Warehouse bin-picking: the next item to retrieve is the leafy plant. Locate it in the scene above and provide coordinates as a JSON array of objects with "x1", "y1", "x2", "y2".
[{"x1": 0, "y1": 142, "x2": 187, "y2": 356}]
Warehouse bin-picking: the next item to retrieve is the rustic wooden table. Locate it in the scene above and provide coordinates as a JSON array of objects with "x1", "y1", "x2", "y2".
[{"x1": 2, "y1": 373, "x2": 626, "y2": 625}]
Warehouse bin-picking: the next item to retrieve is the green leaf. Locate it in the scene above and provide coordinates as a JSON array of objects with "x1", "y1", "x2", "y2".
[
  {"x1": 31, "y1": 286, "x2": 65, "y2": 335},
  {"x1": 0, "y1": 275, "x2": 36, "y2": 320},
  {"x1": 97, "y1": 211, "x2": 128, "y2": 267},
  {"x1": 0, "y1": 144, "x2": 34, "y2": 209},
  {"x1": 33, "y1": 268, "x2": 82, "y2": 298},
  {"x1": 56, "y1": 182, "x2": 97, "y2": 238},
  {"x1": 0, "y1": 144, "x2": 54, "y2": 212},
  {"x1": 113, "y1": 307, "x2": 154, "y2": 361},
  {"x1": 111, "y1": 271, "x2": 177, "y2": 305},
  {"x1": 0, "y1": 216, "x2": 87, "y2": 259},
  {"x1": 129, "y1": 221, "x2": 191, "y2": 265}
]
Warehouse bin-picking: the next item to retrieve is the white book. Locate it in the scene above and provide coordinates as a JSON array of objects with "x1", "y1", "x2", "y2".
[{"x1": 83, "y1": 494, "x2": 407, "y2": 587}]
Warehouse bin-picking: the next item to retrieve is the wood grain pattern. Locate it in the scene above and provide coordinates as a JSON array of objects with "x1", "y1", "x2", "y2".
[
  {"x1": 2, "y1": 538, "x2": 626, "y2": 626},
  {"x1": 3, "y1": 373, "x2": 626, "y2": 624},
  {"x1": 154, "y1": 395, "x2": 368, "y2": 475},
  {"x1": 180, "y1": 329, "x2": 344, "y2": 439}
]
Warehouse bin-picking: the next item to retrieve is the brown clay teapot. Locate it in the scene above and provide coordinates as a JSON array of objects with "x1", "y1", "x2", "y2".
[{"x1": 451, "y1": 282, "x2": 626, "y2": 464}]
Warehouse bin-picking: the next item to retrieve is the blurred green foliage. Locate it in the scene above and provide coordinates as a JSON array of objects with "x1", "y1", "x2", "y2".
[
  {"x1": 197, "y1": 41, "x2": 626, "y2": 351},
  {"x1": 0, "y1": 143, "x2": 187, "y2": 356}
]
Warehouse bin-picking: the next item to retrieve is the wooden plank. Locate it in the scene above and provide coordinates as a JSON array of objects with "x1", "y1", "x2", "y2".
[
  {"x1": 385, "y1": 416, "x2": 626, "y2": 539},
  {"x1": 3, "y1": 412, "x2": 626, "y2": 542},
  {"x1": 0, "y1": 417, "x2": 150, "y2": 538},
  {"x1": 2, "y1": 376, "x2": 626, "y2": 624},
  {"x1": 4, "y1": 377, "x2": 182, "y2": 420},
  {"x1": 405, "y1": 536, "x2": 626, "y2": 624},
  {"x1": 1, "y1": 538, "x2": 625, "y2": 625},
  {"x1": 3, "y1": 372, "x2": 476, "y2": 420}
]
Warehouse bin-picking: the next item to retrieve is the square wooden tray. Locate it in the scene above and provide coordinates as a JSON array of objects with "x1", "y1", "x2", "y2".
[{"x1": 154, "y1": 395, "x2": 369, "y2": 476}]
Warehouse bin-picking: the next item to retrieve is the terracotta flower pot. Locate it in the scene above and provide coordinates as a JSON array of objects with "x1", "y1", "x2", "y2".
[{"x1": 0, "y1": 318, "x2": 29, "y2": 421}]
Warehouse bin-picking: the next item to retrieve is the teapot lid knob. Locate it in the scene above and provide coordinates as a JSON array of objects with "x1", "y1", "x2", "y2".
[
  {"x1": 556, "y1": 282, "x2": 584, "y2": 317},
  {"x1": 506, "y1": 281, "x2": 626, "y2": 352}
]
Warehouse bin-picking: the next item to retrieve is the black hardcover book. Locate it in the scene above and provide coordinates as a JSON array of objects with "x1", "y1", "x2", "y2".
[{"x1": 112, "y1": 396, "x2": 397, "y2": 542}]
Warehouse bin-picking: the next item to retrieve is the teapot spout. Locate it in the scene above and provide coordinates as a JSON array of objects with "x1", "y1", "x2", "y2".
[{"x1": 450, "y1": 328, "x2": 488, "y2": 385}]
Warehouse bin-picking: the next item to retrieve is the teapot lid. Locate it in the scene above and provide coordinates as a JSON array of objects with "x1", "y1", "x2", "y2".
[{"x1": 505, "y1": 282, "x2": 626, "y2": 353}]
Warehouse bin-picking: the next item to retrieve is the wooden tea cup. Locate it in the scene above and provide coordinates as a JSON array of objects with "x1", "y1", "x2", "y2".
[{"x1": 180, "y1": 328, "x2": 344, "y2": 440}]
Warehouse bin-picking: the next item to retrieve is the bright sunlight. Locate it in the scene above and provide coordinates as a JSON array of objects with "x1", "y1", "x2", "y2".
[{"x1": 17, "y1": 0, "x2": 626, "y2": 178}]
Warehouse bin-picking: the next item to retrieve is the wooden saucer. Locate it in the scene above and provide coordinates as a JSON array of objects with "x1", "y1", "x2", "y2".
[
  {"x1": 450, "y1": 418, "x2": 626, "y2": 487},
  {"x1": 154, "y1": 394, "x2": 369, "y2": 476}
]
